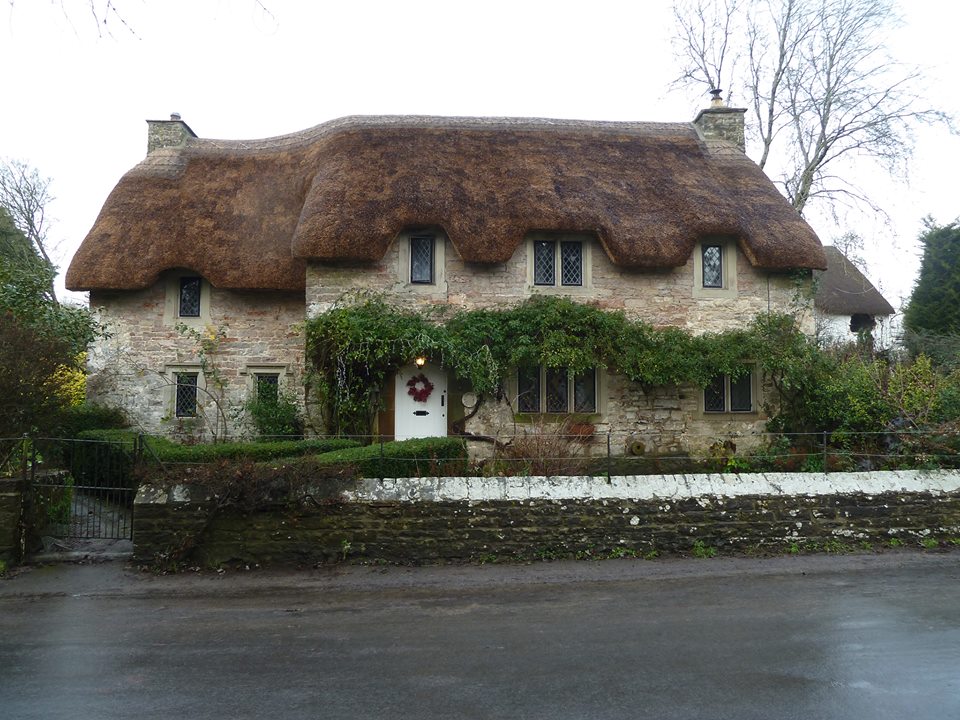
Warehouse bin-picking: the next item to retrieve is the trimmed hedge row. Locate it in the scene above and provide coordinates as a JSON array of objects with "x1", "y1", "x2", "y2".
[
  {"x1": 284, "y1": 437, "x2": 469, "y2": 478},
  {"x1": 57, "y1": 434, "x2": 466, "y2": 490},
  {"x1": 74, "y1": 431, "x2": 361, "y2": 464},
  {"x1": 143, "y1": 437, "x2": 362, "y2": 464}
]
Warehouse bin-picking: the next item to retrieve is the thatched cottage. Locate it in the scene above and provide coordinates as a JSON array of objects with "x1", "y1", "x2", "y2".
[
  {"x1": 66, "y1": 103, "x2": 826, "y2": 448},
  {"x1": 815, "y1": 246, "x2": 895, "y2": 349}
]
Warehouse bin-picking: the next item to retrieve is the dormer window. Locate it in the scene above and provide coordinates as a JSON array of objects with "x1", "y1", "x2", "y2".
[
  {"x1": 701, "y1": 244, "x2": 723, "y2": 288},
  {"x1": 534, "y1": 240, "x2": 583, "y2": 286},
  {"x1": 164, "y1": 272, "x2": 210, "y2": 326},
  {"x1": 410, "y1": 234, "x2": 435, "y2": 284},
  {"x1": 693, "y1": 239, "x2": 737, "y2": 299},
  {"x1": 178, "y1": 276, "x2": 202, "y2": 317}
]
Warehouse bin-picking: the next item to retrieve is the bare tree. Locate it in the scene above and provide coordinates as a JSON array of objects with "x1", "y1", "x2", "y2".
[
  {"x1": 672, "y1": 0, "x2": 951, "y2": 216},
  {"x1": 8, "y1": 1, "x2": 276, "y2": 38},
  {"x1": 831, "y1": 230, "x2": 867, "y2": 271},
  {"x1": 0, "y1": 159, "x2": 58, "y2": 304}
]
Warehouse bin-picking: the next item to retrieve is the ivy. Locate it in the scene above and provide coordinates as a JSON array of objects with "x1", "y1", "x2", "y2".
[
  {"x1": 305, "y1": 294, "x2": 497, "y2": 436},
  {"x1": 305, "y1": 293, "x2": 816, "y2": 436}
]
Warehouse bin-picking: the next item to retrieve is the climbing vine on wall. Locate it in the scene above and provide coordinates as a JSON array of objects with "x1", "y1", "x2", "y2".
[{"x1": 304, "y1": 292, "x2": 816, "y2": 437}]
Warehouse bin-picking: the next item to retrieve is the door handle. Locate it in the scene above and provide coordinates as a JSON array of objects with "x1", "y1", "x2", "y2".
[{"x1": 414, "y1": 410, "x2": 429, "y2": 416}]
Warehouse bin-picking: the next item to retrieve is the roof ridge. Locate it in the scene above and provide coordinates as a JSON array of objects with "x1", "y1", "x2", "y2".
[{"x1": 190, "y1": 115, "x2": 696, "y2": 153}]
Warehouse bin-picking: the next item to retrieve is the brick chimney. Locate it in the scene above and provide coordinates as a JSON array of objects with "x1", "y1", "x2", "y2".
[
  {"x1": 693, "y1": 90, "x2": 747, "y2": 152},
  {"x1": 146, "y1": 113, "x2": 197, "y2": 154}
]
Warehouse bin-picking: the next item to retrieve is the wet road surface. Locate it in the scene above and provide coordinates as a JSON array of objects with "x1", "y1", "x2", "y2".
[{"x1": 2, "y1": 553, "x2": 959, "y2": 719}]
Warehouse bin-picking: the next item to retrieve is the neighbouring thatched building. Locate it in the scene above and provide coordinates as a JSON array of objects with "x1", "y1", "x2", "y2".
[
  {"x1": 67, "y1": 103, "x2": 826, "y2": 450},
  {"x1": 814, "y1": 246, "x2": 896, "y2": 349}
]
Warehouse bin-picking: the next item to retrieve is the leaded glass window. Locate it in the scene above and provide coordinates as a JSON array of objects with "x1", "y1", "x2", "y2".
[
  {"x1": 517, "y1": 367, "x2": 541, "y2": 413},
  {"x1": 560, "y1": 242, "x2": 582, "y2": 286},
  {"x1": 573, "y1": 369, "x2": 596, "y2": 412},
  {"x1": 519, "y1": 366, "x2": 598, "y2": 414},
  {"x1": 704, "y1": 372, "x2": 754, "y2": 413},
  {"x1": 179, "y1": 277, "x2": 202, "y2": 317},
  {"x1": 533, "y1": 241, "x2": 556, "y2": 285},
  {"x1": 730, "y1": 373, "x2": 752, "y2": 412},
  {"x1": 702, "y1": 245, "x2": 723, "y2": 288},
  {"x1": 175, "y1": 373, "x2": 198, "y2": 417},
  {"x1": 704, "y1": 374, "x2": 726, "y2": 413},
  {"x1": 545, "y1": 367, "x2": 568, "y2": 413},
  {"x1": 410, "y1": 235, "x2": 434, "y2": 284}
]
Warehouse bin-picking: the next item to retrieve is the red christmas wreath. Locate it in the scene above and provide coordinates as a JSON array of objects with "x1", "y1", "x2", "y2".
[{"x1": 406, "y1": 372, "x2": 434, "y2": 403}]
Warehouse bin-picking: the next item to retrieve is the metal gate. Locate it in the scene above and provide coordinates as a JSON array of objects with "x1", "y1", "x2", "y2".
[
  {"x1": 32, "y1": 474, "x2": 134, "y2": 540},
  {"x1": 26, "y1": 438, "x2": 136, "y2": 541}
]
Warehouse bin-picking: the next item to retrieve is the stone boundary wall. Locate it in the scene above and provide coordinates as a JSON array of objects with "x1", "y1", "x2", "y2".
[
  {"x1": 133, "y1": 471, "x2": 960, "y2": 566},
  {"x1": 0, "y1": 477, "x2": 24, "y2": 564},
  {"x1": 344, "y1": 471, "x2": 960, "y2": 502}
]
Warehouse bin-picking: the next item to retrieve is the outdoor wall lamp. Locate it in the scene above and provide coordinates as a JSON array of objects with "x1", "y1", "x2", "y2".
[{"x1": 414, "y1": 356, "x2": 427, "y2": 367}]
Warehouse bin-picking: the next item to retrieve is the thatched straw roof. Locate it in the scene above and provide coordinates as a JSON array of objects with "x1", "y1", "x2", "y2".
[
  {"x1": 66, "y1": 115, "x2": 826, "y2": 292},
  {"x1": 815, "y1": 246, "x2": 895, "y2": 316}
]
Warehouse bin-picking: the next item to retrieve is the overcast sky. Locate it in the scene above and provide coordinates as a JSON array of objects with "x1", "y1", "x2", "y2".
[{"x1": 1, "y1": 0, "x2": 957, "y2": 308}]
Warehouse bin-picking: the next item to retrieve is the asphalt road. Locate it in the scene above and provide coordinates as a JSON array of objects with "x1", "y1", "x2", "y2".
[{"x1": 2, "y1": 553, "x2": 959, "y2": 719}]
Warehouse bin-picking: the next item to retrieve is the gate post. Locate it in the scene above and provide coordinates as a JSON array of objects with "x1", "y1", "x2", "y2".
[
  {"x1": 19, "y1": 434, "x2": 28, "y2": 483},
  {"x1": 16, "y1": 434, "x2": 31, "y2": 562}
]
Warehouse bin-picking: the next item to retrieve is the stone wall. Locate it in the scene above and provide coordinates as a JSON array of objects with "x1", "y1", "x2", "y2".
[
  {"x1": 88, "y1": 275, "x2": 305, "y2": 439},
  {"x1": 90, "y1": 235, "x2": 813, "y2": 445},
  {"x1": 306, "y1": 234, "x2": 812, "y2": 449},
  {"x1": 133, "y1": 471, "x2": 960, "y2": 566},
  {"x1": 307, "y1": 235, "x2": 810, "y2": 331},
  {"x1": 0, "y1": 477, "x2": 23, "y2": 565}
]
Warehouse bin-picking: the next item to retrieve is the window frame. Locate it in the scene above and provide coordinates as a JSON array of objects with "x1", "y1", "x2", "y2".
[
  {"x1": 396, "y1": 229, "x2": 446, "y2": 292},
  {"x1": 240, "y1": 364, "x2": 291, "y2": 402},
  {"x1": 163, "y1": 271, "x2": 211, "y2": 327},
  {"x1": 533, "y1": 240, "x2": 584, "y2": 288},
  {"x1": 703, "y1": 369, "x2": 757, "y2": 415},
  {"x1": 516, "y1": 366, "x2": 599, "y2": 415},
  {"x1": 692, "y1": 239, "x2": 738, "y2": 299},
  {"x1": 174, "y1": 371, "x2": 199, "y2": 418},
  {"x1": 527, "y1": 233, "x2": 594, "y2": 293}
]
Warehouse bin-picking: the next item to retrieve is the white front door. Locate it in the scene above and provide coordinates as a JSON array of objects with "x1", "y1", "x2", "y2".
[{"x1": 394, "y1": 363, "x2": 448, "y2": 440}]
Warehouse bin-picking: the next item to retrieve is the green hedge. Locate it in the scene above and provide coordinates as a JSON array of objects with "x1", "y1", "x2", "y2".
[
  {"x1": 144, "y1": 437, "x2": 361, "y2": 464},
  {"x1": 62, "y1": 434, "x2": 464, "y2": 484},
  {"x1": 291, "y1": 437, "x2": 469, "y2": 478},
  {"x1": 54, "y1": 404, "x2": 129, "y2": 438},
  {"x1": 73, "y1": 431, "x2": 361, "y2": 464},
  {"x1": 59, "y1": 434, "x2": 137, "y2": 490}
]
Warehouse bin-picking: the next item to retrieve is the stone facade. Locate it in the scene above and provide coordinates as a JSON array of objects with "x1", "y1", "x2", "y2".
[
  {"x1": 307, "y1": 233, "x2": 813, "y2": 453},
  {"x1": 88, "y1": 273, "x2": 305, "y2": 440},
  {"x1": 86, "y1": 233, "x2": 813, "y2": 448},
  {"x1": 132, "y1": 470, "x2": 960, "y2": 566},
  {"x1": 308, "y1": 233, "x2": 809, "y2": 327}
]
